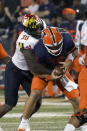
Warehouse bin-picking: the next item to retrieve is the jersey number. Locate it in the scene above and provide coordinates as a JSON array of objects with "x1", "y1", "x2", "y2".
[{"x1": 21, "y1": 35, "x2": 29, "y2": 40}]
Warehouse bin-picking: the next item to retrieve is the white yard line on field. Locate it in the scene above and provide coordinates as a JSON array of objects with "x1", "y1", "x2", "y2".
[
  {"x1": 0, "y1": 121, "x2": 66, "y2": 125},
  {"x1": 3, "y1": 112, "x2": 71, "y2": 118},
  {"x1": 1, "y1": 100, "x2": 71, "y2": 106},
  {"x1": 16, "y1": 102, "x2": 71, "y2": 106},
  {"x1": 42, "y1": 102, "x2": 71, "y2": 106}
]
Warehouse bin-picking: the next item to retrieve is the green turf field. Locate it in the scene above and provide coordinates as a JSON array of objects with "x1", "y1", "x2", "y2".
[{"x1": 0, "y1": 95, "x2": 81, "y2": 131}]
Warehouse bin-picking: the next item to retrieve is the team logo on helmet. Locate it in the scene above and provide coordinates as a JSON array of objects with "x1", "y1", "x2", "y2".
[{"x1": 22, "y1": 14, "x2": 38, "y2": 29}]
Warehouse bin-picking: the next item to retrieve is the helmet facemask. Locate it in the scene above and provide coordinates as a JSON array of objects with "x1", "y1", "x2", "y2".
[
  {"x1": 45, "y1": 39, "x2": 63, "y2": 56},
  {"x1": 42, "y1": 27, "x2": 63, "y2": 56},
  {"x1": 29, "y1": 22, "x2": 44, "y2": 39}
]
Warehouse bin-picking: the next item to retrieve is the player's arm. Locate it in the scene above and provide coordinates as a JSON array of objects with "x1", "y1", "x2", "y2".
[
  {"x1": 10, "y1": 29, "x2": 18, "y2": 56},
  {"x1": 0, "y1": 44, "x2": 10, "y2": 64},
  {"x1": 1, "y1": 56, "x2": 10, "y2": 64},
  {"x1": 21, "y1": 48, "x2": 61, "y2": 80},
  {"x1": 78, "y1": 24, "x2": 87, "y2": 65},
  {"x1": 59, "y1": 31, "x2": 78, "y2": 73},
  {"x1": 59, "y1": 49, "x2": 78, "y2": 73},
  {"x1": 21, "y1": 48, "x2": 52, "y2": 75},
  {"x1": 78, "y1": 45, "x2": 87, "y2": 65}
]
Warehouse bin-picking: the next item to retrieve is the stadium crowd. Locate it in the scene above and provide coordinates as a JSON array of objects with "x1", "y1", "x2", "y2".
[
  {"x1": 0, "y1": 0, "x2": 87, "y2": 98},
  {"x1": 0, "y1": 0, "x2": 87, "y2": 131},
  {"x1": 0, "y1": 0, "x2": 87, "y2": 50}
]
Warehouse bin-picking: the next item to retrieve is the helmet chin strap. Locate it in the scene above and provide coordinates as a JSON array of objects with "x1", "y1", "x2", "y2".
[
  {"x1": 24, "y1": 28, "x2": 41, "y2": 39},
  {"x1": 31, "y1": 30, "x2": 41, "y2": 39}
]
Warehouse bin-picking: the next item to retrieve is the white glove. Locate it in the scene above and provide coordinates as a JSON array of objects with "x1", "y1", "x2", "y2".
[{"x1": 78, "y1": 54, "x2": 86, "y2": 65}]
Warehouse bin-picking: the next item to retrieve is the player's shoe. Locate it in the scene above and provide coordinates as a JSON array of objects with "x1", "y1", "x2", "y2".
[
  {"x1": 25, "y1": 127, "x2": 30, "y2": 131},
  {"x1": 0, "y1": 127, "x2": 4, "y2": 131},
  {"x1": 17, "y1": 129, "x2": 24, "y2": 131},
  {"x1": 17, "y1": 119, "x2": 30, "y2": 131},
  {"x1": 17, "y1": 126, "x2": 30, "y2": 131},
  {"x1": 84, "y1": 128, "x2": 87, "y2": 131},
  {"x1": 72, "y1": 109, "x2": 87, "y2": 126},
  {"x1": 17, "y1": 128, "x2": 30, "y2": 131}
]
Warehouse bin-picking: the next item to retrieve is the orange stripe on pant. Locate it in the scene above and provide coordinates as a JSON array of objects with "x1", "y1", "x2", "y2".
[{"x1": 78, "y1": 67, "x2": 87, "y2": 110}]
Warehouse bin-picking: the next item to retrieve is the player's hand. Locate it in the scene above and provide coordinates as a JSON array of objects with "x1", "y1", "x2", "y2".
[
  {"x1": 59, "y1": 60, "x2": 72, "y2": 74},
  {"x1": 10, "y1": 16, "x2": 16, "y2": 22},
  {"x1": 37, "y1": 70, "x2": 62, "y2": 81},
  {"x1": 79, "y1": 54, "x2": 86, "y2": 65},
  {"x1": 50, "y1": 69, "x2": 63, "y2": 80}
]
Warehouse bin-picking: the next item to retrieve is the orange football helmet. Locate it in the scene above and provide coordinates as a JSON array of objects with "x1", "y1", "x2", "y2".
[{"x1": 42, "y1": 27, "x2": 63, "y2": 56}]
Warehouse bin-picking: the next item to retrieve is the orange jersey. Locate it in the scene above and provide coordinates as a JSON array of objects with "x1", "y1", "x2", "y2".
[{"x1": 0, "y1": 43, "x2": 7, "y2": 59}]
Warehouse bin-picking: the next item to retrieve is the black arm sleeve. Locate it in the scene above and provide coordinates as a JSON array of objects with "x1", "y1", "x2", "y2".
[{"x1": 22, "y1": 49, "x2": 52, "y2": 75}]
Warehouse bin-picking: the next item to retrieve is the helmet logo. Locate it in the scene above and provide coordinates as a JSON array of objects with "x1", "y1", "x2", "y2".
[{"x1": 25, "y1": 16, "x2": 37, "y2": 29}]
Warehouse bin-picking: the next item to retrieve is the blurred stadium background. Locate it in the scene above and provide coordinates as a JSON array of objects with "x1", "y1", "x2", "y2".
[{"x1": 0, "y1": 0, "x2": 87, "y2": 130}]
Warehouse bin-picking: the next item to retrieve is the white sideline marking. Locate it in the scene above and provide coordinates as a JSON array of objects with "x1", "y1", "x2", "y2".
[{"x1": 3, "y1": 112, "x2": 71, "y2": 118}]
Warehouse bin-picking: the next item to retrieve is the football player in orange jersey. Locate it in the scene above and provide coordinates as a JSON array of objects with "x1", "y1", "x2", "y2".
[
  {"x1": 64, "y1": 45, "x2": 87, "y2": 131},
  {"x1": 64, "y1": 14, "x2": 87, "y2": 131},
  {"x1": 60, "y1": 8, "x2": 84, "y2": 83},
  {"x1": 17, "y1": 26, "x2": 81, "y2": 131}
]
